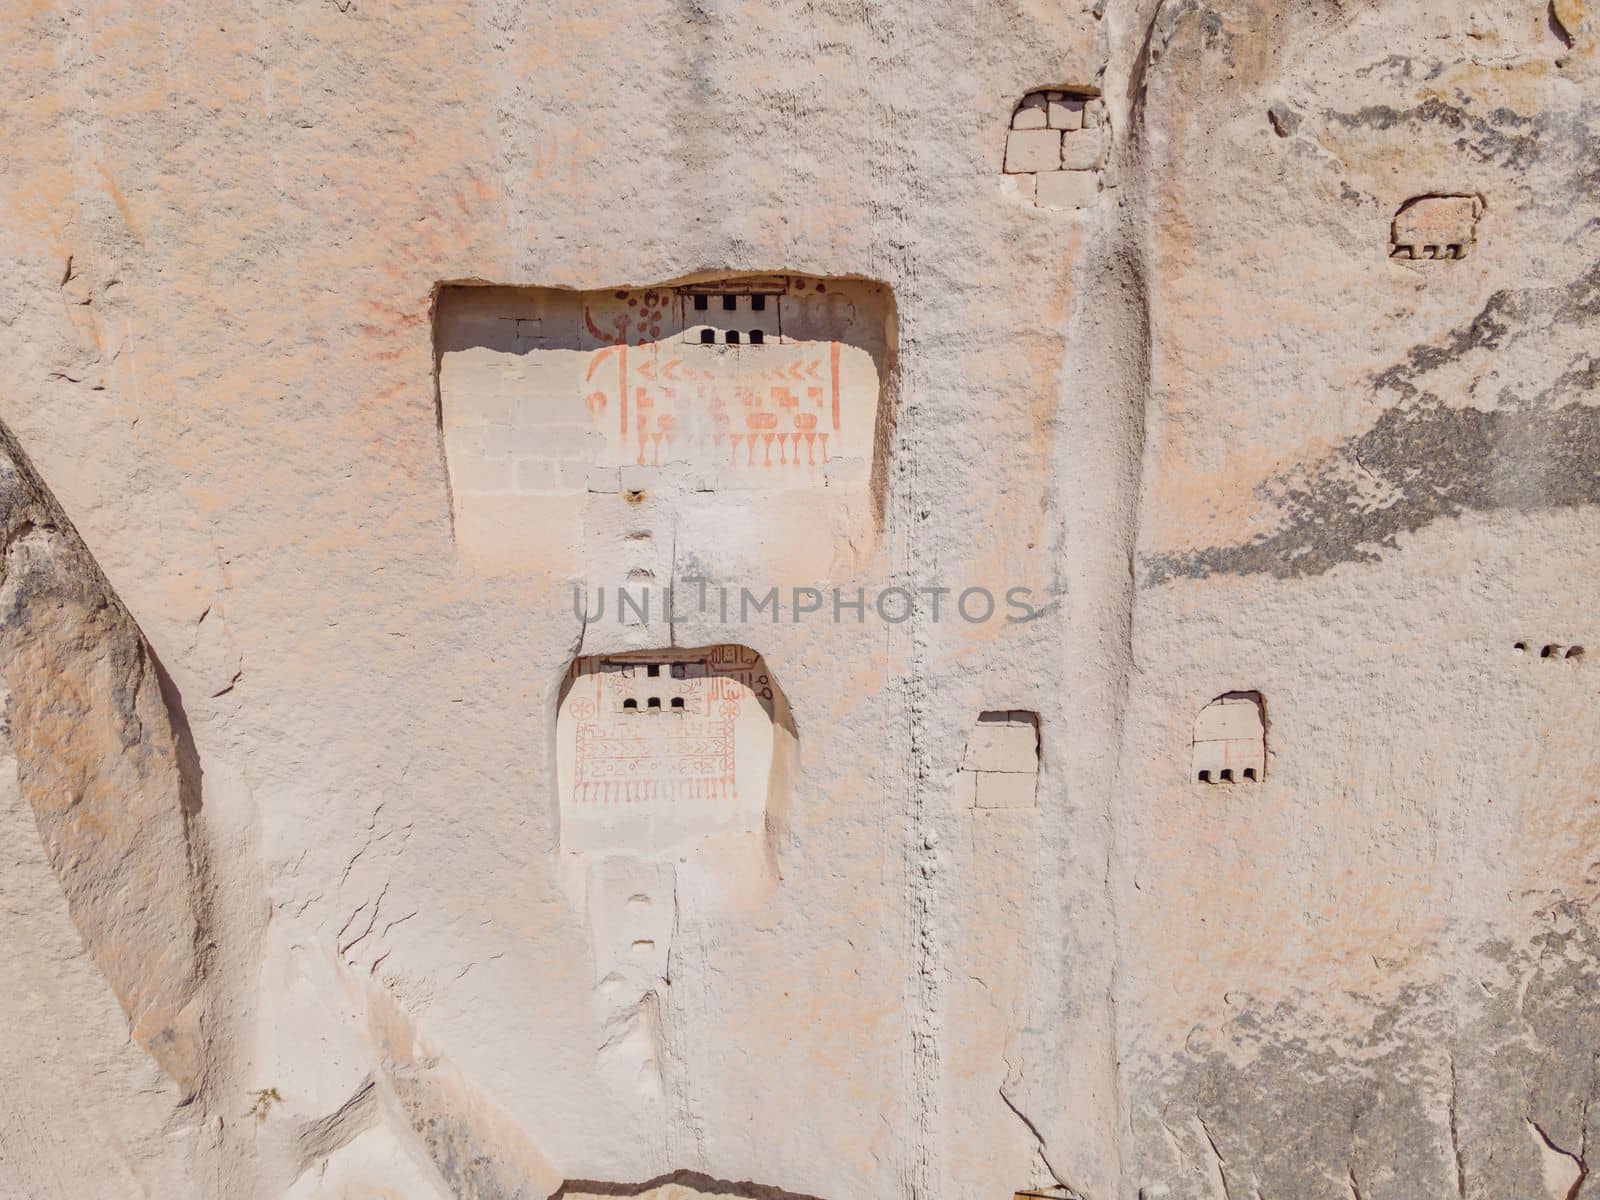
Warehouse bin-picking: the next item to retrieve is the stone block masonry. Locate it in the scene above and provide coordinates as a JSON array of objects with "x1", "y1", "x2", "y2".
[
  {"x1": 960, "y1": 711, "x2": 1039, "y2": 810},
  {"x1": 1003, "y1": 88, "x2": 1103, "y2": 210}
]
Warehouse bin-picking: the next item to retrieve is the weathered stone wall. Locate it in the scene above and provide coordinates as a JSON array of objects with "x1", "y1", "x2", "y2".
[{"x1": 0, "y1": 0, "x2": 1595, "y2": 1197}]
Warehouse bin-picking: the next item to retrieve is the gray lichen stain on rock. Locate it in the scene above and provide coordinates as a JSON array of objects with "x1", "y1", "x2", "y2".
[
  {"x1": 1144, "y1": 266, "x2": 1600, "y2": 586},
  {"x1": 1144, "y1": 984, "x2": 1457, "y2": 1199},
  {"x1": 1324, "y1": 97, "x2": 1600, "y2": 193},
  {"x1": 1137, "y1": 895, "x2": 1600, "y2": 1199}
]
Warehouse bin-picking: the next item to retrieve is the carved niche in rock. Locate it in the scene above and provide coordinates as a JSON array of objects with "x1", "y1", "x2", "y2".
[
  {"x1": 1002, "y1": 87, "x2": 1105, "y2": 211},
  {"x1": 436, "y1": 276, "x2": 894, "y2": 569},
  {"x1": 1390, "y1": 195, "x2": 1482, "y2": 261},
  {"x1": 587, "y1": 856, "x2": 676, "y2": 986},
  {"x1": 556, "y1": 646, "x2": 794, "y2": 862},
  {"x1": 959, "y1": 710, "x2": 1040, "y2": 809},
  {"x1": 1191, "y1": 692, "x2": 1265, "y2": 785}
]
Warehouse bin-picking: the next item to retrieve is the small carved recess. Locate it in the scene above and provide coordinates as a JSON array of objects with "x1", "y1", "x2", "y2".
[
  {"x1": 960, "y1": 710, "x2": 1040, "y2": 809},
  {"x1": 1514, "y1": 641, "x2": 1584, "y2": 661},
  {"x1": 1002, "y1": 88, "x2": 1105, "y2": 211},
  {"x1": 681, "y1": 279, "x2": 784, "y2": 346},
  {"x1": 1390, "y1": 195, "x2": 1482, "y2": 261},
  {"x1": 1192, "y1": 692, "x2": 1265, "y2": 785}
]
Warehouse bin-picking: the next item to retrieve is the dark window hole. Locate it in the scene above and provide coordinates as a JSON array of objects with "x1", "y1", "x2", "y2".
[
  {"x1": 1513, "y1": 641, "x2": 1528, "y2": 652},
  {"x1": 1568, "y1": 646, "x2": 1585, "y2": 659},
  {"x1": 693, "y1": 294, "x2": 708, "y2": 311},
  {"x1": 623, "y1": 698, "x2": 638, "y2": 711},
  {"x1": 647, "y1": 697, "x2": 661, "y2": 710},
  {"x1": 750, "y1": 295, "x2": 766, "y2": 311},
  {"x1": 647, "y1": 664, "x2": 661, "y2": 677},
  {"x1": 749, "y1": 329, "x2": 764, "y2": 345},
  {"x1": 1242, "y1": 768, "x2": 1257, "y2": 781},
  {"x1": 671, "y1": 697, "x2": 685, "y2": 710},
  {"x1": 726, "y1": 330, "x2": 741, "y2": 345},
  {"x1": 1220, "y1": 769, "x2": 1234, "y2": 782},
  {"x1": 1541, "y1": 645, "x2": 1557, "y2": 658},
  {"x1": 699, "y1": 328, "x2": 715, "y2": 344},
  {"x1": 722, "y1": 294, "x2": 737, "y2": 311},
  {"x1": 1197, "y1": 770, "x2": 1211, "y2": 783}
]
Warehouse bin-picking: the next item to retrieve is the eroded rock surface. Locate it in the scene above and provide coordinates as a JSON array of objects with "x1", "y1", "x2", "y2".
[
  {"x1": 0, "y1": 424, "x2": 207, "y2": 1093},
  {"x1": 0, "y1": 730, "x2": 190, "y2": 1197},
  {"x1": 0, "y1": 0, "x2": 1596, "y2": 1198}
]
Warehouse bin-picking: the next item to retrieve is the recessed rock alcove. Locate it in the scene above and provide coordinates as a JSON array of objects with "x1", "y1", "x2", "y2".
[
  {"x1": 556, "y1": 646, "x2": 796, "y2": 889},
  {"x1": 1390, "y1": 194, "x2": 1482, "y2": 260},
  {"x1": 960, "y1": 710, "x2": 1040, "y2": 809},
  {"x1": 1002, "y1": 87, "x2": 1106, "y2": 210},
  {"x1": 557, "y1": 646, "x2": 796, "y2": 1087},
  {"x1": 1191, "y1": 692, "x2": 1266, "y2": 784},
  {"x1": 435, "y1": 276, "x2": 895, "y2": 570}
]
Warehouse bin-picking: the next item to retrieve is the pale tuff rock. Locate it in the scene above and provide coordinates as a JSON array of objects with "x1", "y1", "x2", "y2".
[
  {"x1": 252, "y1": 928, "x2": 564, "y2": 1198},
  {"x1": 0, "y1": 423, "x2": 206, "y2": 1094},
  {"x1": 1189, "y1": 693, "x2": 1265, "y2": 784},
  {"x1": 1035, "y1": 169, "x2": 1100, "y2": 212},
  {"x1": 0, "y1": 733, "x2": 190, "y2": 1197},
  {"x1": 0, "y1": 0, "x2": 1598, "y2": 1197}
]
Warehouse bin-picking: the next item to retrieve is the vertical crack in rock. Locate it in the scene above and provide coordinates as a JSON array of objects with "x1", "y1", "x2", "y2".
[
  {"x1": 1527, "y1": 1117, "x2": 1588, "y2": 1199},
  {"x1": 903, "y1": 371, "x2": 941, "y2": 1200},
  {"x1": 890, "y1": 34, "x2": 937, "y2": 1200},
  {"x1": 1194, "y1": 1115, "x2": 1233, "y2": 1200},
  {"x1": 997, "y1": 1070, "x2": 1072, "y2": 1194},
  {"x1": 1091, "y1": 3, "x2": 1166, "y2": 1193},
  {"x1": 661, "y1": 948, "x2": 710, "y2": 1170},
  {"x1": 1448, "y1": 1056, "x2": 1466, "y2": 1199},
  {"x1": 0, "y1": 419, "x2": 208, "y2": 1095}
]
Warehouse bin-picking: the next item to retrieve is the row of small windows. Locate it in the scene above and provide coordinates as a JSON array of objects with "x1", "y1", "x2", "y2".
[
  {"x1": 617, "y1": 663, "x2": 686, "y2": 679},
  {"x1": 621, "y1": 696, "x2": 686, "y2": 712},
  {"x1": 691, "y1": 293, "x2": 768, "y2": 312},
  {"x1": 1192, "y1": 693, "x2": 1265, "y2": 786},
  {"x1": 1514, "y1": 641, "x2": 1584, "y2": 659},
  {"x1": 697, "y1": 328, "x2": 765, "y2": 345},
  {"x1": 1186, "y1": 650, "x2": 1582, "y2": 786},
  {"x1": 1197, "y1": 766, "x2": 1258, "y2": 783}
]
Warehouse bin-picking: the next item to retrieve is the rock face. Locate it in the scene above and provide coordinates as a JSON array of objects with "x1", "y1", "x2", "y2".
[
  {"x1": 0, "y1": 1, "x2": 1597, "y2": 1198},
  {"x1": 0, "y1": 711, "x2": 191, "y2": 1197},
  {"x1": 0, "y1": 425, "x2": 207, "y2": 1095}
]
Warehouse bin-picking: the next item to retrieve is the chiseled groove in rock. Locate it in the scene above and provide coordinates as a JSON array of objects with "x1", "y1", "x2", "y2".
[
  {"x1": 0, "y1": 419, "x2": 207, "y2": 1094},
  {"x1": 1082, "y1": 3, "x2": 1164, "y2": 1195}
]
